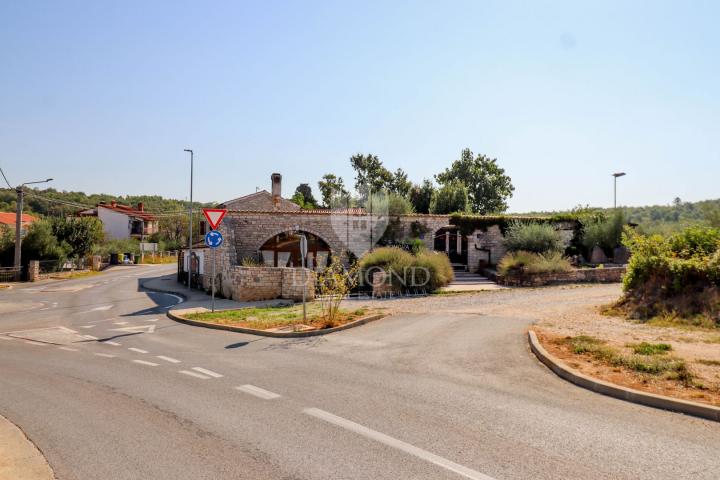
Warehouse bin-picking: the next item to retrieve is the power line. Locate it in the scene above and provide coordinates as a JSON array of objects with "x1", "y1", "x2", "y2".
[{"x1": 0, "y1": 166, "x2": 12, "y2": 189}]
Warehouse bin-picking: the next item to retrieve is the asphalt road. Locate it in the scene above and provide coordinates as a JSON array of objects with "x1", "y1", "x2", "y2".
[{"x1": 1, "y1": 265, "x2": 718, "y2": 480}]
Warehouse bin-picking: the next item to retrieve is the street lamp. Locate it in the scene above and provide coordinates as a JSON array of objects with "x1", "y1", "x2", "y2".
[
  {"x1": 184, "y1": 149, "x2": 193, "y2": 290},
  {"x1": 14, "y1": 178, "x2": 53, "y2": 268},
  {"x1": 612, "y1": 172, "x2": 626, "y2": 208}
]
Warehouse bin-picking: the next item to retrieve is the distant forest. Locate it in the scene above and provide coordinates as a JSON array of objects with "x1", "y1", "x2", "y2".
[{"x1": 0, "y1": 187, "x2": 212, "y2": 216}]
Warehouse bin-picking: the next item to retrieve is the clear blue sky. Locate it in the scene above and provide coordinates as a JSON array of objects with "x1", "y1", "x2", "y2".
[{"x1": 1, "y1": 1, "x2": 718, "y2": 212}]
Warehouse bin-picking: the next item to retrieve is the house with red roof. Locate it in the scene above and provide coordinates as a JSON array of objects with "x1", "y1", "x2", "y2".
[
  {"x1": 0, "y1": 212, "x2": 37, "y2": 229},
  {"x1": 77, "y1": 201, "x2": 158, "y2": 240}
]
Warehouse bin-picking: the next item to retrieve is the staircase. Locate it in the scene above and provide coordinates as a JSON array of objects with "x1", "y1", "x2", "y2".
[{"x1": 442, "y1": 271, "x2": 503, "y2": 292}]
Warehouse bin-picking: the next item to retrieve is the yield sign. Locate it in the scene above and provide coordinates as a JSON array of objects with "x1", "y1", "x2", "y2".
[{"x1": 203, "y1": 208, "x2": 227, "y2": 230}]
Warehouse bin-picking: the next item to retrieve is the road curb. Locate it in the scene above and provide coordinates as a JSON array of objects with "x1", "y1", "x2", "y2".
[
  {"x1": 166, "y1": 309, "x2": 386, "y2": 338},
  {"x1": 0, "y1": 414, "x2": 55, "y2": 480},
  {"x1": 528, "y1": 330, "x2": 720, "y2": 422},
  {"x1": 138, "y1": 280, "x2": 189, "y2": 301}
]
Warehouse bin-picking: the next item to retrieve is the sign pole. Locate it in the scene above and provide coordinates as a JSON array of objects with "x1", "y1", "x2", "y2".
[{"x1": 212, "y1": 247, "x2": 216, "y2": 313}]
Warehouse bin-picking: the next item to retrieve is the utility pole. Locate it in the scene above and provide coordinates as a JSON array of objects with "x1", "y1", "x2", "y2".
[
  {"x1": 13, "y1": 178, "x2": 53, "y2": 269},
  {"x1": 184, "y1": 149, "x2": 194, "y2": 289}
]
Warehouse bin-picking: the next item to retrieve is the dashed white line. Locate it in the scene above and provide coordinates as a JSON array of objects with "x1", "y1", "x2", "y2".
[
  {"x1": 80, "y1": 325, "x2": 96, "y2": 329},
  {"x1": 191, "y1": 367, "x2": 223, "y2": 378},
  {"x1": 156, "y1": 355, "x2": 181, "y2": 364},
  {"x1": 83, "y1": 335, "x2": 98, "y2": 340},
  {"x1": 303, "y1": 408, "x2": 495, "y2": 480},
  {"x1": 103, "y1": 341, "x2": 121, "y2": 346},
  {"x1": 58, "y1": 347, "x2": 79, "y2": 352},
  {"x1": 235, "y1": 385, "x2": 281, "y2": 400},
  {"x1": 113, "y1": 321, "x2": 129, "y2": 326},
  {"x1": 146, "y1": 318, "x2": 158, "y2": 322},
  {"x1": 132, "y1": 359, "x2": 159, "y2": 367},
  {"x1": 178, "y1": 370, "x2": 211, "y2": 379},
  {"x1": 94, "y1": 353, "x2": 116, "y2": 358},
  {"x1": 128, "y1": 347, "x2": 149, "y2": 354},
  {"x1": 0, "y1": 336, "x2": 12, "y2": 341}
]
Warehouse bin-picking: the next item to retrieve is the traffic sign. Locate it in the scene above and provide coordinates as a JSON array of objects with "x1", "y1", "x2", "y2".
[
  {"x1": 202, "y1": 208, "x2": 227, "y2": 230},
  {"x1": 205, "y1": 230, "x2": 224, "y2": 249}
]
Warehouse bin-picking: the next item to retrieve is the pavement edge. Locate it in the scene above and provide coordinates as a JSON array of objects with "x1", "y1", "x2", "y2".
[
  {"x1": 0, "y1": 414, "x2": 55, "y2": 480},
  {"x1": 166, "y1": 310, "x2": 386, "y2": 338},
  {"x1": 528, "y1": 329, "x2": 720, "y2": 422}
]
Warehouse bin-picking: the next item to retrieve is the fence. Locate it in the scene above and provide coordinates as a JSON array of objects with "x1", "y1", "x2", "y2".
[{"x1": 0, "y1": 266, "x2": 22, "y2": 282}]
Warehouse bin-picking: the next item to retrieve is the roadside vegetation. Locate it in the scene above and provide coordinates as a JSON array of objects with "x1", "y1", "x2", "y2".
[
  {"x1": 358, "y1": 246, "x2": 454, "y2": 291},
  {"x1": 185, "y1": 303, "x2": 373, "y2": 331},
  {"x1": 498, "y1": 221, "x2": 572, "y2": 276}
]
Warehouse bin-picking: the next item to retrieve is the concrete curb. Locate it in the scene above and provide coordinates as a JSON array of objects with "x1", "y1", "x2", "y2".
[
  {"x1": 528, "y1": 330, "x2": 720, "y2": 422},
  {"x1": 167, "y1": 309, "x2": 386, "y2": 338}
]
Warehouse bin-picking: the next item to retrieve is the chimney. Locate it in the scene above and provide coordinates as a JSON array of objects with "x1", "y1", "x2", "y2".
[
  {"x1": 137, "y1": 202, "x2": 144, "y2": 212},
  {"x1": 271, "y1": 173, "x2": 282, "y2": 208}
]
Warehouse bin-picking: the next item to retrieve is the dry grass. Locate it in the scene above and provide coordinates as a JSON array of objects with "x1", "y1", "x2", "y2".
[{"x1": 186, "y1": 303, "x2": 374, "y2": 330}]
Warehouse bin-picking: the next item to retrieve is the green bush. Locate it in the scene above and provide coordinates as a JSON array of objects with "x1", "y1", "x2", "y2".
[
  {"x1": 498, "y1": 251, "x2": 572, "y2": 276},
  {"x1": 358, "y1": 247, "x2": 454, "y2": 291},
  {"x1": 581, "y1": 210, "x2": 625, "y2": 255},
  {"x1": 21, "y1": 220, "x2": 69, "y2": 262},
  {"x1": 93, "y1": 238, "x2": 141, "y2": 256},
  {"x1": 620, "y1": 226, "x2": 720, "y2": 320},
  {"x1": 502, "y1": 221, "x2": 563, "y2": 254}
]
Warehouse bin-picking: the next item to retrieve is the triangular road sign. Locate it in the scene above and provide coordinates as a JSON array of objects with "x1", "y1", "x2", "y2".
[{"x1": 203, "y1": 208, "x2": 227, "y2": 230}]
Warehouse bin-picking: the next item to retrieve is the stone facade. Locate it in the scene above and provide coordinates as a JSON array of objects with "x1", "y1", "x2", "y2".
[
  {"x1": 222, "y1": 266, "x2": 314, "y2": 302},
  {"x1": 498, "y1": 266, "x2": 626, "y2": 287}
]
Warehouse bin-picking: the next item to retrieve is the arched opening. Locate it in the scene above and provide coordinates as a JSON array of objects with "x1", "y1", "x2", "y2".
[
  {"x1": 433, "y1": 226, "x2": 467, "y2": 268},
  {"x1": 258, "y1": 231, "x2": 331, "y2": 269}
]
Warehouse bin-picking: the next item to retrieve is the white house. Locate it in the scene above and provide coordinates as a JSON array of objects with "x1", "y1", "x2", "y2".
[{"x1": 78, "y1": 201, "x2": 158, "y2": 240}]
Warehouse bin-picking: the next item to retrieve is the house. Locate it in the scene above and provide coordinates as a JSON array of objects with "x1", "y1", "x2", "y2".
[
  {"x1": 0, "y1": 212, "x2": 37, "y2": 230},
  {"x1": 77, "y1": 201, "x2": 158, "y2": 240}
]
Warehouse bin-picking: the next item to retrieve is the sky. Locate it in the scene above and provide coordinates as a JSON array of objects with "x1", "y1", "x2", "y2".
[{"x1": 1, "y1": 1, "x2": 718, "y2": 212}]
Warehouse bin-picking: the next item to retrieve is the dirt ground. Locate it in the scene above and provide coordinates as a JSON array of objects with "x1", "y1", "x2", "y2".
[{"x1": 344, "y1": 284, "x2": 720, "y2": 406}]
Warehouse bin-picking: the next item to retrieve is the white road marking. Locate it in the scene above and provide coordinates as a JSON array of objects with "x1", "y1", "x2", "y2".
[
  {"x1": 156, "y1": 355, "x2": 181, "y2": 364},
  {"x1": 94, "y1": 353, "x2": 116, "y2": 358},
  {"x1": 58, "y1": 347, "x2": 79, "y2": 352},
  {"x1": 110, "y1": 325, "x2": 155, "y2": 334},
  {"x1": 191, "y1": 367, "x2": 223, "y2": 378},
  {"x1": 178, "y1": 370, "x2": 211, "y2": 379},
  {"x1": 146, "y1": 318, "x2": 158, "y2": 322},
  {"x1": 132, "y1": 359, "x2": 159, "y2": 366},
  {"x1": 103, "y1": 341, "x2": 121, "y2": 346},
  {"x1": 164, "y1": 294, "x2": 184, "y2": 304},
  {"x1": 303, "y1": 408, "x2": 496, "y2": 480},
  {"x1": 79, "y1": 305, "x2": 114, "y2": 314},
  {"x1": 83, "y1": 335, "x2": 99, "y2": 340},
  {"x1": 80, "y1": 325, "x2": 96, "y2": 329},
  {"x1": 235, "y1": 385, "x2": 281, "y2": 400},
  {"x1": 25, "y1": 341, "x2": 48, "y2": 346},
  {"x1": 128, "y1": 347, "x2": 149, "y2": 354},
  {"x1": 113, "y1": 321, "x2": 129, "y2": 325},
  {"x1": 0, "y1": 336, "x2": 12, "y2": 341}
]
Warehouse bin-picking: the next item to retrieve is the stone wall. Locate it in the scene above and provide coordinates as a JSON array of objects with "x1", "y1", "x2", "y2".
[
  {"x1": 498, "y1": 266, "x2": 626, "y2": 287},
  {"x1": 220, "y1": 266, "x2": 315, "y2": 302}
]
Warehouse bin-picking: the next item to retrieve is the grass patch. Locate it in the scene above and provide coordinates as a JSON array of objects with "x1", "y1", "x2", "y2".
[
  {"x1": 628, "y1": 342, "x2": 672, "y2": 355},
  {"x1": 51, "y1": 270, "x2": 101, "y2": 280},
  {"x1": 561, "y1": 335, "x2": 693, "y2": 385},
  {"x1": 140, "y1": 256, "x2": 177, "y2": 265},
  {"x1": 696, "y1": 359, "x2": 720, "y2": 367},
  {"x1": 186, "y1": 303, "x2": 372, "y2": 330}
]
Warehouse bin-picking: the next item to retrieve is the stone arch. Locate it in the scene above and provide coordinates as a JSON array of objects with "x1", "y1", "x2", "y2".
[{"x1": 255, "y1": 227, "x2": 338, "y2": 269}]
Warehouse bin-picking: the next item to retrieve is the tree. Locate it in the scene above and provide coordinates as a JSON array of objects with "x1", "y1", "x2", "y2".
[
  {"x1": 389, "y1": 168, "x2": 412, "y2": 196},
  {"x1": 435, "y1": 148, "x2": 514, "y2": 214},
  {"x1": 293, "y1": 183, "x2": 317, "y2": 209},
  {"x1": 701, "y1": 204, "x2": 720, "y2": 228},
  {"x1": 317, "y1": 174, "x2": 348, "y2": 208},
  {"x1": 409, "y1": 179, "x2": 435, "y2": 214},
  {"x1": 429, "y1": 180, "x2": 470, "y2": 214},
  {"x1": 52, "y1": 217, "x2": 104, "y2": 258},
  {"x1": 21, "y1": 220, "x2": 69, "y2": 263},
  {"x1": 350, "y1": 153, "x2": 393, "y2": 194}
]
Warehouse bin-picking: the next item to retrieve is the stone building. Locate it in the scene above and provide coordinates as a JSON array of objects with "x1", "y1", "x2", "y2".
[{"x1": 183, "y1": 173, "x2": 574, "y2": 299}]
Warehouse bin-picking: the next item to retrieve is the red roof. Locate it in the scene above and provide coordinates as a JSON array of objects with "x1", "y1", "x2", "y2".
[
  {"x1": 0, "y1": 212, "x2": 37, "y2": 226},
  {"x1": 98, "y1": 202, "x2": 157, "y2": 221}
]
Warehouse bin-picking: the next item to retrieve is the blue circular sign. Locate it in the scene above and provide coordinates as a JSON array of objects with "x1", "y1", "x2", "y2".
[{"x1": 205, "y1": 230, "x2": 223, "y2": 249}]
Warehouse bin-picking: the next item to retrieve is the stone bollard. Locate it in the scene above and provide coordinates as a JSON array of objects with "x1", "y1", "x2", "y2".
[
  {"x1": 28, "y1": 260, "x2": 40, "y2": 282},
  {"x1": 91, "y1": 255, "x2": 102, "y2": 271}
]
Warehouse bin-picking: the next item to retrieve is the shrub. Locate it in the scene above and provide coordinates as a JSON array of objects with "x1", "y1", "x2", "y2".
[
  {"x1": 498, "y1": 251, "x2": 572, "y2": 276},
  {"x1": 93, "y1": 238, "x2": 140, "y2": 256},
  {"x1": 502, "y1": 221, "x2": 563, "y2": 254},
  {"x1": 581, "y1": 210, "x2": 625, "y2": 255},
  {"x1": 21, "y1": 220, "x2": 69, "y2": 262},
  {"x1": 358, "y1": 246, "x2": 454, "y2": 291},
  {"x1": 620, "y1": 226, "x2": 720, "y2": 321}
]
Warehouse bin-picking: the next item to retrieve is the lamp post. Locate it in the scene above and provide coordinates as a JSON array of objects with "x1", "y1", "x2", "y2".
[
  {"x1": 613, "y1": 172, "x2": 626, "y2": 208},
  {"x1": 14, "y1": 178, "x2": 53, "y2": 269},
  {"x1": 184, "y1": 149, "x2": 193, "y2": 289}
]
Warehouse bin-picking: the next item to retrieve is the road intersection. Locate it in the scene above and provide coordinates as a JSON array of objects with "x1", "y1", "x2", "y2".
[{"x1": 1, "y1": 265, "x2": 719, "y2": 479}]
